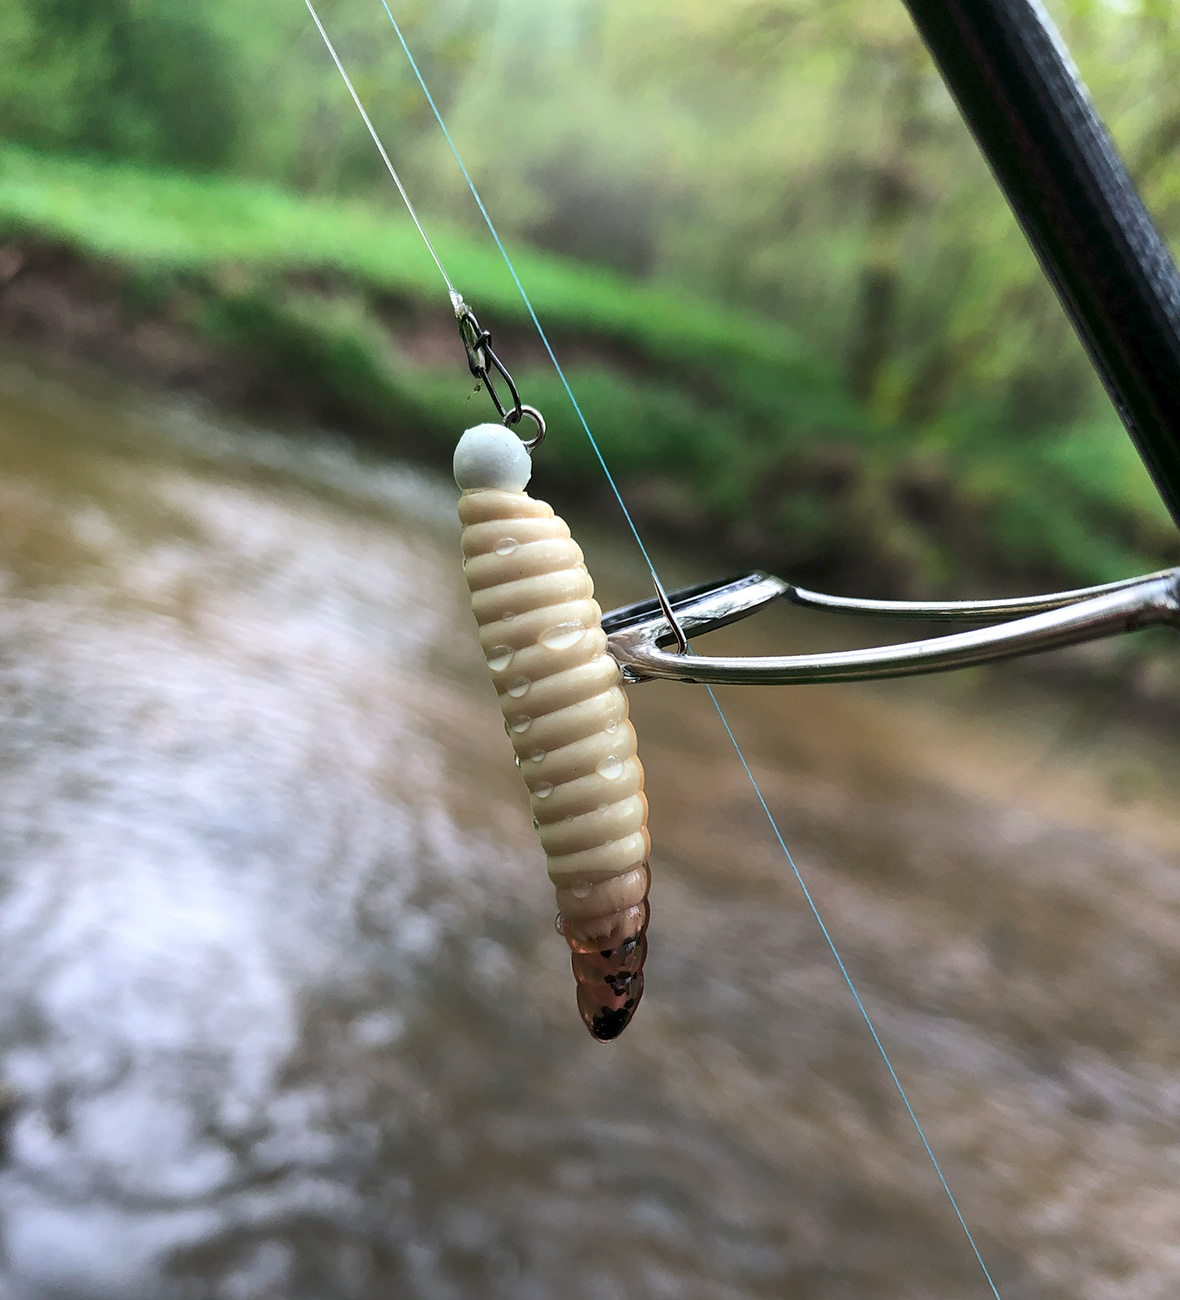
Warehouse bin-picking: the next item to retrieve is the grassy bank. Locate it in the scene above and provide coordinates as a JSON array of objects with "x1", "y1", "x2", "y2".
[{"x1": 0, "y1": 145, "x2": 1175, "y2": 597}]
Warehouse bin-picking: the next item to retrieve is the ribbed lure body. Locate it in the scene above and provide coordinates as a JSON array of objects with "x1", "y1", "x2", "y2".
[{"x1": 454, "y1": 424, "x2": 649, "y2": 1042}]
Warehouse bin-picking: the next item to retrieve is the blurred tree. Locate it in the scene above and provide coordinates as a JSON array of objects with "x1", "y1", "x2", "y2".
[{"x1": 0, "y1": 0, "x2": 241, "y2": 168}]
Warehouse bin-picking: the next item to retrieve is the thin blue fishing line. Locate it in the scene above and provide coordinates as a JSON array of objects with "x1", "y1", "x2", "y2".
[
  {"x1": 704, "y1": 684, "x2": 1002, "y2": 1300},
  {"x1": 377, "y1": 0, "x2": 659, "y2": 581},
  {"x1": 379, "y1": 8, "x2": 1002, "y2": 1295}
]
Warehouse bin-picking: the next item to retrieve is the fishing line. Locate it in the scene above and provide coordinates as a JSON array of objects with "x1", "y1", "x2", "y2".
[
  {"x1": 376, "y1": 0, "x2": 662, "y2": 583},
  {"x1": 707, "y1": 693, "x2": 1002, "y2": 1297},
  {"x1": 310, "y1": 5, "x2": 1003, "y2": 1294},
  {"x1": 303, "y1": 0, "x2": 456, "y2": 298}
]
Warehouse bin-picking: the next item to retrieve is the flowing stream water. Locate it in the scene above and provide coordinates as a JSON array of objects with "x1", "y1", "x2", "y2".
[{"x1": 0, "y1": 356, "x2": 1178, "y2": 1300}]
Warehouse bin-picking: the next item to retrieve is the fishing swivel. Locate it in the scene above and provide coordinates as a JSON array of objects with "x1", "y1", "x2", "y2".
[{"x1": 453, "y1": 292, "x2": 545, "y2": 451}]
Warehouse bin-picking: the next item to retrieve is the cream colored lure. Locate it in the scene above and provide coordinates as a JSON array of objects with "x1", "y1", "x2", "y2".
[{"x1": 454, "y1": 423, "x2": 649, "y2": 1041}]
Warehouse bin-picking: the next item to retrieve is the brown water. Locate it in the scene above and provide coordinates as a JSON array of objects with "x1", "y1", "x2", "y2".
[{"x1": 0, "y1": 357, "x2": 1178, "y2": 1300}]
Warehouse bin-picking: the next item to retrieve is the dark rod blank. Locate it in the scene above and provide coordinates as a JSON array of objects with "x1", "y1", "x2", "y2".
[{"x1": 900, "y1": 0, "x2": 1180, "y2": 531}]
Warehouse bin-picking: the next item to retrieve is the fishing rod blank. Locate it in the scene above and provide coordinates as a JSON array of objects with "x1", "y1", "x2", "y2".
[{"x1": 901, "y1": 0, "x2": 1180, "y2": 533}]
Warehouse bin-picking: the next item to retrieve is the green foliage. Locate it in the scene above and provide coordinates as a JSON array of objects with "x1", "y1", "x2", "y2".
[
  {"x1": 2, "y1": 144, "x2": 1175, "y2": 595},
  {"x1": 0, "y1": 0, "x2": 240, "y2": 168},
  {"x1": 1, "y1": 1, "x2": 1179, "y2": 594}
]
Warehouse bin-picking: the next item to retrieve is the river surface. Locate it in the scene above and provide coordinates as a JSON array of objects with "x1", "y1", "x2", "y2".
[{"x1": 0, "y1": 357, "x2": 1178, "y2": 1300}]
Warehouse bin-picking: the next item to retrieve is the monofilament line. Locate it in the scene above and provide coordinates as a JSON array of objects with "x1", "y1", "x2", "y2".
[
  {"x1": 378, "y1": 9, "x2": 1004, "y2": 1296},
  {"x1": 705, "y1": 687, "x2": 1002, "y2": 1298},
  {"x1": 375, "y1": 0, "x2": 663, "y2": 580},
  {"x1": 303, "y1": 0, "x2": 455, "y2": 297},
  {"x1": 317, "y1": 6, "x2": 1004, "y2": 1293}
]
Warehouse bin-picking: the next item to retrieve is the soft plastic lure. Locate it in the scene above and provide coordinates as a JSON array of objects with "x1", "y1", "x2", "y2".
[{"x1": 454, "y1": 423, "x2": 650, "y2": 1042}]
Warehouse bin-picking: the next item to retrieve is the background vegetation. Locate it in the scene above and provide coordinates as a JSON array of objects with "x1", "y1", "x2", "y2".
[{"x1": 1, "y1": 0, "x2": 1179, "y2": 593}]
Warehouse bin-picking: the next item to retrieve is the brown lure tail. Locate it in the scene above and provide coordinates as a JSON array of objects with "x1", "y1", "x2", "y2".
[
  {"x1": 560, "y1": 898, "x2": 649, "y2": 1042},
  {"x1": 455, "y1": 424, "x2": 652, "y2": 1042}
]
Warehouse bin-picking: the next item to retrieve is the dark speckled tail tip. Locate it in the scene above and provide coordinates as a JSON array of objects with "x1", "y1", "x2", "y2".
[
  {"x1": 578, "y1": 971, "x2": 645, "y2": 1041},
  {"x1": 560, "y1": 901, "x2": 649, "y2": 1043}
]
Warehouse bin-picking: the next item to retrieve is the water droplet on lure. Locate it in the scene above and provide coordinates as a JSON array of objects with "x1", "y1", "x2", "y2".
[
  {"x1": 494, "y1": 537, "x2": 520, "y2": 556},
  {"x1": 596, "y1": 755, "x2": 623, "y2": 780},
  {"x1": 514, "y1": 755, "x2": 522, "y2": 769},
  {"x1": 506, "y1": 677, "x2": 530, "y2": 698},
  {"x1": 510, "y1": 717, "x2": 532, "y2": 733},
  {"x1": 529, "y1": 750, "x2": 547, "y2": 763},
  {"x1": 534, "y1": 781, "x2": 553, "y2": 798},
  {"x1": 570, "y1": 881, "x2": 592, "y2": 900},
  {"x1": 532, "y1": 817, "x2": 540, "y2": 831},
  {"x1": 486, "y1": 646, "x2": 514, "y2": 671},
  {"x1": 604, "y1": 720, "x2": 618, "y2": 734},
  {"x1": 539, "y1": 621, "x2": 585, "y2": 650}
]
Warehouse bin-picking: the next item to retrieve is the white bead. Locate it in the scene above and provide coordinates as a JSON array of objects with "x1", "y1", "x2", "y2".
[{"x1": 453, "y1": 423, "x2": 533, "y2": 492}]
